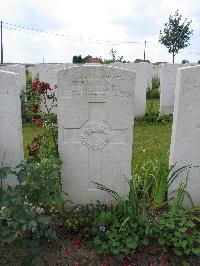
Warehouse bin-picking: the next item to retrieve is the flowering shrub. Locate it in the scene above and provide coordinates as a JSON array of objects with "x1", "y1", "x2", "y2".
[{"x1": 0, "y1": 79, "x2": 63, "y2": 264}]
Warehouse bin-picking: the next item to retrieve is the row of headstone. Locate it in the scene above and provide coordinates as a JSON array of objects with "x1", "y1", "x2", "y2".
[
  {"x1": 0, "y1": 64, "x2": 199, "y2": 207},
  {"x1": 28, "y1": 62, "x2": 155, "y2": 118}
]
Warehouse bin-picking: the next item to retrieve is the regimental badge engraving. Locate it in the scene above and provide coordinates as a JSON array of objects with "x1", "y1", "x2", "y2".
[{"x1": 80, "y1": 121, "x2": 110, "y2": 150}]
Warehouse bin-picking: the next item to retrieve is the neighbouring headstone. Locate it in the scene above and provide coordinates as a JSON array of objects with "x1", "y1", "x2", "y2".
[
  {"x1": 57, "y1": 65, "x2": 135, "y2": 205},
  {"x1": 169, "y1": 65, "x2": 200, "y2": 207},
  {"x1": 160, "y1": 63, "x2": 197, "y2": 115},
  {"x1": 0, "y1": 70, "x2": 24, "y2": 187},
  {"x1": 0, "y1": 64, "x2": 26, "y2": 92},
  {"x1": 28, "y1": 64, "x2": 72, "y2": 113},
  {"x1": 111, "y1": 62, "x2": 152, "y2": 118},
  {"x1": 152, "y1": 64, "x2": 161, "y2": 79}
]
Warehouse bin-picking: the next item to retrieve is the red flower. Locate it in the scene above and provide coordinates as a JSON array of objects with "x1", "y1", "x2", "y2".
[
  {"x1": 32, "y1": 80, "x2": 40, "y2": 89},
  {"x1": 73, "y1": 263, "x2": 80, "y2": 266},
  {"x1": 65, "y1": 246, "x2": 71, "y2": 257},
  {"x1": 135, "y1": 254, "x2": 143, "y2": 261},
  {"x1": 32, "y1": 117, "x2": 36, "y2": 122},
  {"x1": 38, "y1": 82, "x2": 51, "y2": 94},
  {"x1": 28, "y1": 143, "x2": 39, "y2": 156},
  {"x1": 73, "y1": 239, "x2": 81, "y2": 249},
  {"x1": 34, "y1": 135, "x2": 41, "y2": 143},
  {"x1": 102, "y1": 263, "x2": 110, "y2": 266},
  {"x1": 35, "y1": 120, "x2": 44, "y2": 127},
  {"x1": 159, "y1": 257, "x2": 169, "y2": 265},
  {"x1": 147, "y1": 261, "x2": 154, "y2": 266}
]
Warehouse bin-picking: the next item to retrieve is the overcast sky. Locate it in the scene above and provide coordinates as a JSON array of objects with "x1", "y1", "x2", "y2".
[{"x1": 1, "y1": 0, "x2": 200, "y2": 64}]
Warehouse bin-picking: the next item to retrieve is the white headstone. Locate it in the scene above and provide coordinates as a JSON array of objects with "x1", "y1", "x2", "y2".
[
  {"x1": 152, "y1": 64, "x2": 161, "y2": 79},
  {"x1": 57, "y1": 65, "x2": 135, "y2": 205},
  {"x1": 170, "y1": 65, "x2": 200, "y2": 207},
  {"x1": 160, "y1": 63, "x2": 197, "y2": 115},
  {"x1": 0, "y1": 64, "x2": 26, "y2": 92},
  {"x1": 111, "y1": 62, "x2": 152, "y2": 118},
  {"x1": 0, "y1": 70, "x2": 24, "y2": 187}
]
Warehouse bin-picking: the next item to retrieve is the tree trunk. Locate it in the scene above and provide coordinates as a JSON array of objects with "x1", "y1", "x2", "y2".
[{"x1": 173, "y1": 52, "x2": 175, "y2": 63}]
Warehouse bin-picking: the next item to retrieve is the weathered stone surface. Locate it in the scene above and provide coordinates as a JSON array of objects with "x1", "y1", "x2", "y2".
[
  {"x1": 0, "y1": 64, "x2": 26, "y2": 92},
  {"x1": 160, "y1": 63, "x2": 197, "y2": 115},
  {"x1": 152, "y1": 64, "x2": 161, "y2": 79},
  {"x1": 57, "y1": 65, "x2": 135, "y2": 204},
  {"x1": 28, "y1": 64, "x2": 72, "y2": 113},
  {"x1": 111, "y1": 62, "x2": 152, "y2": 118},
  {"x1": 169, "y1": 65, "x2": 200, "y2": 207},
  {"x1": 0, "y1": 70, "x2": 24, "y2": 187}
]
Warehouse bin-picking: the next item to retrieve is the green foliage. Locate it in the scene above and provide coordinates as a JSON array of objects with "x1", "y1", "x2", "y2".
[
  {"x1": 159, "y1": 10, "x2": 193, "y2": 62},
  {"x1": 64, "y1": 202, "x2": 107, "y2": 238},
  {"x1": 138, "y1": 100, "x2": 173, "y2": 123},
  {"x1": 134, "y1": 148, "x2": 170, "y2": 208},
  {"x1": 72, "y1": 54, "x2": 99, "y2": 63},
  {"x1": 182, "y1": 59, "x2": 189, "y2": 64},
  {"x1": 0, "y1": 79, "x2": 63, "y2": 264},
  {"x1": 91, "y1": 178, "x2": 152, "y2": 260},
  {"x1": 146, "y1": 77, "x2": 160, "y2": 99},
  {"x1": 101, "y1": 48, "x2": 128, "y2": 64},
  {"x1": 0, "y1": 159, "x2": 61, "y2": 263},
  {"x1": 72, "y1": 55, "x2": 83, "y2": 63},
  {"x1": 92, "y1": 210, "x2": 150, "y2": 260},
  {"x1": 146, "y1": 87, "x2": 160, "y2": 99},
  {"x1": 154, "y1": 208, "x2": 200, "y2": 256}
]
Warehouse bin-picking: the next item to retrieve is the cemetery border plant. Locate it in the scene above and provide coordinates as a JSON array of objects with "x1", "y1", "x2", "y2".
[
  {"x1": 0, "y1": 79, "x2": 63, "y2": 264},
  {"x1": 146, "y1": 77, "x2": 160, "y2": 99},
  {"x1": 85, "y1": 162, "x2": 200, "y2": 261}
]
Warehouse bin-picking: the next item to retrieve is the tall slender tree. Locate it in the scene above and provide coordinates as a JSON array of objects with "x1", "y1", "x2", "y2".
[{"x1": 159, "y1": 10, "x2": 193, "y2": 63}]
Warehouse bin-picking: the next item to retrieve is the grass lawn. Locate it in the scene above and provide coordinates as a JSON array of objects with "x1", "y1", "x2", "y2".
[
  {"x1": 22, "y1": 99, "x2": 172, "y2": 172},
  {"x1": 132, "y1": 121, "x2": 172, "y2": 171}
]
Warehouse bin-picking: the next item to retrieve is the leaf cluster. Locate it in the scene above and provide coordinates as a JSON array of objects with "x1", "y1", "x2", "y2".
[{"x1": 159, "y1": 10, "x2": 193, "y2": 56}]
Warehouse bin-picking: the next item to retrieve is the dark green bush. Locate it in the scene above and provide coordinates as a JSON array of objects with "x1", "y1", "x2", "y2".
[
  {"x1": 146, "y1": 77, "x2": 160, "y2": 99},
  {"x1": 154, "y1": 208, "x2": 200, "y2": 256}
]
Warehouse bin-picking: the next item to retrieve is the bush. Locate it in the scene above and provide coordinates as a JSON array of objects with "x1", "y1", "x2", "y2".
[
  {"x1": 154, "y1": 208, "x2": 200, "y2": 256},
  {"x1": 0, "y1": 79, "x2": 63, "y2": 264},
  {"x1": 147, "y1": 77, "x2": 160, "y2": 99}
]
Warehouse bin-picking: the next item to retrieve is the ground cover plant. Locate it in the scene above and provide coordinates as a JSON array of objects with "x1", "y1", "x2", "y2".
[{"x1": 1, "y1": 77, "x2": 200, "y2": 265}]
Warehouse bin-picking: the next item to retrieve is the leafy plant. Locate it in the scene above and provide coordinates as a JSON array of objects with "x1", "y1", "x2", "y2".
[
  {"x1": 134, "y1": 148, "x2": 170, "y2": 208},
  {"x1": 92, "y1": 209, "x2": 151, "y2": 260},
  {"x1": 159, "y1": 10, "x2": 193, "y2": 63},
  {"x1": 146, "y1": 77, "x2": 160, "y2": 99},
  {"x1": 64, "y1": 202, "x2": 108, "y2": 238},
  {"x1": 0, "y1": 79, "x2": 63, "y2": 264},
  {"x1": 154, "y1": 207, "x2": 200, "y2": 256},
  {"x1": 91, "y1": 178, "x2": 152, "y2": 260},
  {"x1": 146, "y1": 87, "x2": 160, "y2": 99}
]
